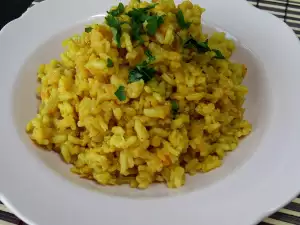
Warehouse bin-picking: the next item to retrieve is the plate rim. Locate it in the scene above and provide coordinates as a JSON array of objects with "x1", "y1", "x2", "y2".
[{"x1": 1, "y1": 0, "x2": 300, "y2": 225}]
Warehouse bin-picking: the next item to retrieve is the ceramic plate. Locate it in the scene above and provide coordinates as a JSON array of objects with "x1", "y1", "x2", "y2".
[{"x1": 1, "y1": 0, "x2": 300, "y2": 224}]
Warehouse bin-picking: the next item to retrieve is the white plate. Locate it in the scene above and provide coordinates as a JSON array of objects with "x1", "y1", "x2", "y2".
[{"x1": 1, "y1": 0, "x2": 300, "y2": 224}]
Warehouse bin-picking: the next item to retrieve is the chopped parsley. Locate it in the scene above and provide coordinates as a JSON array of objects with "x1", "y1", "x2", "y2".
[
  {"x1": 127, "y1": 8, "x2": 149, "y2": 21},
  {"x1": 146, "y1": 15, "x2": 164, "y2": 36},
  {"x1": 85, "y1": 27, "x2": 93, "y2": 33},
  {"x1": 106, "y1": 3, "x2": 163, "y2": 47},
  {"x1": 212, "y1": 49, "x2": 225, "y2": 59},
  {"x1": 184, "y1": 38, "x2": 210, "y2": 53},
  {"x1": 127, "y1": 4, "x2": 159, "y2": 27},
  {"x1": 143, "y1": 3, "x2": 158, "y2": 11},
  {"x1": 108, "y1": 3, "x2": 125, "y2": 17},
  {"x1": 128, "y1": 49, "x2": 157, "y2": 83},
  {"x1": 105, "y1": 14, "x2": 122, "y2": 48},
  {"x1": 131, "y1": 20, "x2": 144, "y2": 44},
  {"x1": 171, "y1": 100, "x2": 179, "y2": 117},
  {"x1": 115, "y1": 85, "x2": 126, "y2": 101},
  {"x1": 107, "y1": 58, "x2": 114, "y2": 67},
  {"x1": 184, "y1": 37, "x2": 225, "y2": 59},
  {"x1": 128, "y1": 61, "x2": 156, "y2": 83},
  {"x1": 127, "y1": 3, "x2": 163, "y2": 44},
  {"x1": 145, "y1": 49, "x2": 155, "y2": 62},
  {"x1": 176, "y1": 10, "x2": 191, "y2": 29}
]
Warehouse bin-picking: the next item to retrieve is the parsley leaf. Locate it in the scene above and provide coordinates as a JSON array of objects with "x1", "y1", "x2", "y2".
[
  {"x1": 184, "y1": 38, "x2": 210, "y2": 53},
  {"x1": 128, "y1": 8, "x2": 149, "y2": 22},
  {"x1": 184, "y1": 37, "x2": 226, "y2": 59},
  {"x1": 107, "y1": 58, "x2": 114, "y2": 67},
  {"x1": 145, "y1": 49, "x2": 155, "y2": 62},
  {"x1": 143, "y1": 3, "x2": 158, "y2": 11},
  {"x1": 127, "y1": 3, "x2": 162, "y2": 43},
  {"x1": 171, "y1": 100, "x2": 179, "y2": 117},
  {"x1": 128, "y1": 49, "x2": 157, "y2": 83},
  {"x1": 85, "y1": 27, "x2": 93, "y2": 33},
  {"x1": 128, "y1": 62, "x2": 156, "y2": 83},
  {"x1": 176, "y1": 10, "x2": 191, "y2": 29},
  {"x1": 115, "y1": 85, "x2": 126, "y2": 101},
  {"x1": 112, "y1": 27, "x2": 121, "y2": 48},
  {"x1": 212, "y1": 49, "x2": 225, "y2": 59},
  {"x1": 131, "y1": 20, "x2": 144, "y2": 44},
  {"x1": 108, "y1": 3, "x2": 125, "y2": 17},
  {"x1": 105, "y1": 14, "x2": 120, "y2": 28},
  {"x1": 127, "y1": 3, "x2": 158, "y2": 19},
  {"x1": 105, "y1": 14, "x2": 122, "y2": 48},
  {"x1": 146, "y1": 15, "x2": 164, "y2": 36}
]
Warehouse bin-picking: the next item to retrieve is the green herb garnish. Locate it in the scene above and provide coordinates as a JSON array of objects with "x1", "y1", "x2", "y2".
[
  {"x1": 127, "y1": 8, "x2": 149, "y2": 22},
  {"x1": 131, "y1": 20, "x2": 144, "y2": 44},
  {"x1": 108, "y1": 3, "x2": 125, "y2": 17},
  {"x1": 85, "y1": 27, "x2": 93, "y2": 33},
  {"x1": 143, "y1": 3, "x2": 158, "y2": 11},
  {"x1": 184, "y1": 38, "x2": 210, "y2": 53},
  {"x1": 146, "y1": 15, "x2": 164, "y2": 36},
  {"x1": 128, "y1": 49, "x2": 156, "y2": 83},
  {"x1": 127, "y1": 4, "x2": 158, "y2": 24},
  {"x1": 105, "y1": 14, "x2": 122, "y2": 48},
  {"x1": 107, "y1": 58, "x2": 114, "y2": 67},
  {"x1": 145, "y1": 49, "x2": 155, "y2": 62},
  {"x1": 212, "y1": 49, "x2": 225, "y2": 59},
  {"x1": 176, "y1": 10, "x2": 191, "y2": 29},
  {"x1": 184, "y1": 37, "x2": 225, "y2": 59},
  {"x1": 115, "y1": 85, "x2": 126, "y2": 101},
  {"x1": 127, "y1": 3, "x2": 163, "y2": 43},
  {"x1": 171, "y1": 100, "x2": 179, "y2": 117},
  {"x1": 128, "y1": 61, "x2": 156, "y2": 83}
]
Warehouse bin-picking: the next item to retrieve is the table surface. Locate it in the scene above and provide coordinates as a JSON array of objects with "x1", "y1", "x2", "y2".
[{"x1": 0, "y1": 0, "x2": 300, "y2": 224}]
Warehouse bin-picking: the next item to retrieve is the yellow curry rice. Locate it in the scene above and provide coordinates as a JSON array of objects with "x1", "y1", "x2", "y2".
[{"x1": 26, "y1": 0, "x2": 252, "y2": 189}]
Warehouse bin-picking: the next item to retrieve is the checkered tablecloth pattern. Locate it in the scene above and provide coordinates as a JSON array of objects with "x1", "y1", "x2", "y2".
[{"x1": 0, "y1": 0, "x2": 300, "y2": 224}]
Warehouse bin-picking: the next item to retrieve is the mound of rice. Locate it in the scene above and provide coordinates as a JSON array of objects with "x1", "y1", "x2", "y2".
[{"x1": 26, "y1": 0, "x2": 252, "y2": 189}]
